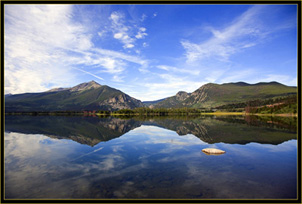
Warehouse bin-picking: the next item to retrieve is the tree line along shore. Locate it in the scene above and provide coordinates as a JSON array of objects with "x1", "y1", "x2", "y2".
[{"x1": 5, "y1": 94, "x2": 298, "y2": 116}]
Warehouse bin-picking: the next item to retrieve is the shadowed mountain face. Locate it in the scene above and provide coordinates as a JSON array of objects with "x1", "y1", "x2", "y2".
[
  {"x1": 5, "y1": 115, "x2": 296, "y2": 146},
  {"x1": 153, "y1": 82, "x2": 297, "y2": 108},
  {"x1": 148, "y1": 91, "x2": 191, "y2": 108},
  {"x1": 5, "y1": 81, "x2": 144, "y2": 112}
]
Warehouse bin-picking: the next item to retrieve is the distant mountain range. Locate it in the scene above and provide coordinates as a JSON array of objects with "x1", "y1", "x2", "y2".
[{"x1": 5, "y1": 81, "x2": 297, "y2": 112}]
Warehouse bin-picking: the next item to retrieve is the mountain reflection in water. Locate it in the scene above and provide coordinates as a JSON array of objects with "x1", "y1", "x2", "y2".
[
  {"x1": 5, "y1": 115, "x2": 297, "y2": 146},
  {"x1": 4, "y1": 115, "x2": 297, "y2": 199}
]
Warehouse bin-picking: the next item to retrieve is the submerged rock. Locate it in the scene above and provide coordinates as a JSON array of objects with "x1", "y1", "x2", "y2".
[{"x1": 202, "y1": 148, "x2": 225, "y2": 155}]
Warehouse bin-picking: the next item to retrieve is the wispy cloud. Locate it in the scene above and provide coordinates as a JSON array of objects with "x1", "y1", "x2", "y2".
[
  {"x1": 140, "y1": 14, "x2": 147, "y2": 22},
  {"x1": 157, "y1": 65, "x2": 200, "y2": 75},
  {"x1": 73, "y1": 67, "x2": 104, "y2": 81},
  {"x1": 181, "y1": 5, "x2": 271, "y2": 64},
  {"x1": 139, "y1": 74, "x2": 207, "y2": 100},
  {"x1": 93, "y1": 48, "x2": 148, "y2": 66},
  {"x1": 217, "y1": 69, "x2": 256, "y2": 83},
  {"x1": 112, "y1": 75, "x2": 125, "y2": 82},
  {"x1": 99, "y1": 154, "x2": 124, "y2": 171},
  {"x1": 178, "y1": 5, "x2": 297, "y2": 87},
  {"x1": 4, "y1": 5, "x2": 149, "y2": 94},
  {"x1": 5, "y1": 5, "x2": 85, "y2": 94},
  {"x1": 5, "y1": 4, "x2": 297, "y2": 98}
]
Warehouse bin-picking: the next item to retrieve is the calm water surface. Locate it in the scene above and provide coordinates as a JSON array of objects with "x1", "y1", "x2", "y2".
[{"x1": 4, "y1": 115, "x2": 298, "y2": 199}]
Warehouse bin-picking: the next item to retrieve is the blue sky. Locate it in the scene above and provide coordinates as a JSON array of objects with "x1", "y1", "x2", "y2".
[{"x1": 4, "y1": 4, "x2": 297, "y2": 101}]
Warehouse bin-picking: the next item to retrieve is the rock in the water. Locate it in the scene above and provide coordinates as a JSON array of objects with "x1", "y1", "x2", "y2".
[{"x1": 202, "y1": 148, "x2": 225, "y2": 155}]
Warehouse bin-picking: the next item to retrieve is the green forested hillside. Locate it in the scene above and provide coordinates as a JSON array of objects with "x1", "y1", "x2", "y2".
[{"x1": 153, "y1": 82, "x2": 297, "y2": 109}]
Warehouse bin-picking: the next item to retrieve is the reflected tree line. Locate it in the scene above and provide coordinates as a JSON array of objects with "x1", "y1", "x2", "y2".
[
  {"x1": 5, "y1": 114, "x2": 297, "y2": 147},
  {"x1": 215, "y1": 115, "x2": 297, "y2": 132}
]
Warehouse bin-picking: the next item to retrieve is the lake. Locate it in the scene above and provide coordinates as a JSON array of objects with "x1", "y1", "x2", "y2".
[{"x1": 4, "y1": 115, "x2": 298, "y2": 200}]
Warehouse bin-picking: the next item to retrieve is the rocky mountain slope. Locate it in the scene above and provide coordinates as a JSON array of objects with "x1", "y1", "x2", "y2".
[
  {"x1": 5, "y1": 81, "x2": 297, "y2": 112},
  {"x1": 5, "y1": 81, "x2": 144, "y2": 112}
]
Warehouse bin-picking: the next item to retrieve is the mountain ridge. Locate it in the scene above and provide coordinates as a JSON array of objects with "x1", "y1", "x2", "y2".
[
  {"x1": 47, "y1": 80, "x2": 102, "y2": 93},
  {"x1": 5, "y1": 81, "x2": 144, "y2": 112},
  {"x1": 5, "y1": 81, "x2": 297, "y2": 112},
  {"x1": 152, "y1": 81, "x2": 297, "y2": 109}
]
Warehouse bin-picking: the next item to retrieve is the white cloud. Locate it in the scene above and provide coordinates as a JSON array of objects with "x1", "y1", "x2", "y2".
[
  {"x1": 109, "y1": 11, "x2": 135, "y2": 49},
  {"x1": 74, "y1": 55, "x2": 126, "y2": 75},
  {"x1": 90, "y1": 48, "x2": 149, "y2": 75},
  {"x1": 5, "y1": 5, "x2": 152, "y2": 94},
  {"x1": 124, "y1": 43, "x2": 134, "y2": 49},
  {"x1": 138, "y1": 74, "x2": 207, "y2": 101},
  {"x1": 101, "y1": 58, "x2": 116, "y2": 70},
  {"x1": 181, "y1": 5, "x2": 269, "y2": 64},
  {"x1": 135, "y1": 27, "x2": 147, "y2": 39},
  {"x1": 4, "y1": 5, "x2": 89, "y2": 94},
  {"x1": 218, "y1": 69, "x2": 256, "y2": 83},
  {"x1": 99, "y1": 154, "x2": 124, "y2": 171},
  {"x1": 98, "y1": 58, "x2": 125, "y2": 74},
  {"x1": 69, "y1": 48, "x2": 150, "y2": 81},
  {"x1": 131, "y1": 63, "x2": 205, "y2": 99},
  {"x1": 112, "y1": 75, "x2": 125, "y2": 82},
  {"x1": 108, "y1": 11, "x2": 148, "y2": 49},
  {"x1": 93, "y1": 48, "x2": 148, "y2": 67},
  {"x1": 73, "y1": 67, "x2": 104, "y2": 81},
  {"x1": 109, "y1": 11, "x2": 123, "y2": 24},
  {"x1": 114, "y1": 32, "x2": 124, "y2": 39},
  {"x1": 130, "y1": 126, "x2": 205, "y2": 148},
  {"x1": 5, "y1": 132, "x2": 74, "y2": 162},
  {"x1": 176, "y1": 5, "x2": 297, "y2": 89},
  {"x1": 204, "y1": 69, "x2": 228, "y2": 82},
  {"x1": 157, "y1": 65, "x2": 169, "y2": 71},
  {"x1": 157, "y1": 65, "x2": 200, "y2": 75}
]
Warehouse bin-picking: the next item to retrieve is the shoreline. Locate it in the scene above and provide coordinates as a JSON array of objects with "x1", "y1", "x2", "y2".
[{"x1": 4, "y1": 112, "x2": 298, "y2": 117}]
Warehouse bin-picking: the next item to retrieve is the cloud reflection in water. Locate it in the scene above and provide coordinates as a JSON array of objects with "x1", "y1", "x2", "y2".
[{"x1": 4, "y1": 116, "x2": 297, "y2": 199}]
